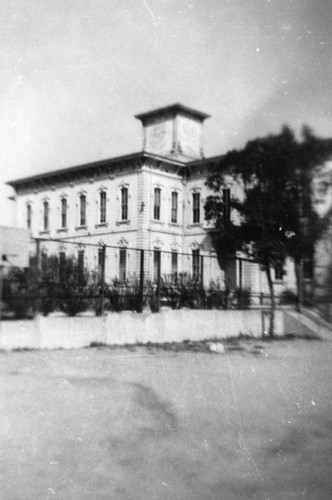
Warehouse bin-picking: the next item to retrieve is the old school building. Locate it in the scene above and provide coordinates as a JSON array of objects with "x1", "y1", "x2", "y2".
[{"x1": 8, "y1": 103, "x2": 297, "y2": 293}]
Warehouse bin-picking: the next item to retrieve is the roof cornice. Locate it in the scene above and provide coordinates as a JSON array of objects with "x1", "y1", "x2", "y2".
[{"x1": 6, "y1": 151, "x2": 187, "y2": 189}]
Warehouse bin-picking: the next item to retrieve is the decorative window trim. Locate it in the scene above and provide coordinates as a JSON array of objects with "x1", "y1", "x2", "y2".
[
  {"x1": 98, "y1": 190, "x2": 107, "y2": 224},
  {"x1": 60, "y1": 195, "x2": 68, "y2": 230},
  {"x1": 118, "y1": 184, "x2": 130, "y2": 222},
  {"x1": 153, "y1": 186, "x2": 162, "y2": 221},
  {"x1": 78, "y1": 192, "x2": 87, "y2": 227}
]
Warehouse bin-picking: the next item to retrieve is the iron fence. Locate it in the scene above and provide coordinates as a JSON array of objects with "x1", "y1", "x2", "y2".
[{"x1": 0, "y1": 236, "x2": 313, "y2": 318}]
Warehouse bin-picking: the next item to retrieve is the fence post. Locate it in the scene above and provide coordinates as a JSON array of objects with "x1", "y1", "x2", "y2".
[
  {"x1": 200, "y1": 255, "x2": 204, "y2": 308},
  {"x1": 296, "y1": 260, "x2": 304, "y2": 311},
  {"x1": 100, "y1": 244, "x2": 106, "y2": 316},
  {"x1": 139, "y1": 249, "x2": 144, "y2": 313},
  {"x1": 156, "y1": 252, "x2": 161, "y2": 312},
  {"x1": 33, "y1": 238, "x2": 40, "y2": 317},
  {"x1": 238, "y1": 258, "x2": 243, "y2": 309}
]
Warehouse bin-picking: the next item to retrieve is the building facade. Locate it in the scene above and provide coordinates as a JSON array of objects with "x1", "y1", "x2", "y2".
[{"x1": 8, "y1": 104, "x2": 298, "y2": 294}]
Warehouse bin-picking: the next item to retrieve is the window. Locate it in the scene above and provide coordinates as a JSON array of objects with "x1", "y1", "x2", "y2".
[
  {"x1": 154, "y1": 250, "x2": 161, "y2": 282},
  {"x1": 223, "y1": 188, "x2": 231, "y2": 221},
  {"x1": 78, "y1": 250, "x2": 84, "y2": 284},
  {"x1": 274, "y1": 265, "x2": 284, "y2": 281},
  {"x1": 171, "y1": 191, "x2": 178, "y2": 223},
  {"x1": 121, "y1": 187, "x2": 128, "y2": 220},
  {"x1": 98, "y1": 247, "x2": 105, "y2": 272},
  {"x1": 192, "y1": 249, "x2": 200, "y2": 280},
  {"x1": 79, "y1": 194, "x2": 86, "y2": 226},
  {"x1": 59, "y1": 251, "x2": 66, "y2": 279},
  {"x1": 171, "y1": 251, "x2": 178, "y2": 277},
  {"x1": 303, "y1": 258, "x2": 313, "y2": 280},
  {"x1": 154, "y1": 188, "x2": 161, "y2": 220},
  {"x1": 41, "y1": 252, "x2": 48, "y2": 272},
  {"x1": 192, "y1": 192, "x2": 200, "y2": 223},
  {"x1": 43, "y1": 200, "x2": 49, "y2": 231},
  {"x1": 119, "y1": 248, "x2": 127, "y2": 281},
  {"x1": 100, "y1": 191, "x2": 107, "y2": 224},
  {"x1": 61, "y1": 197, "x2": 67, "y2": 229},
  {"x1": 27, "y1": 203, "x2": 32, "y2": 229}
]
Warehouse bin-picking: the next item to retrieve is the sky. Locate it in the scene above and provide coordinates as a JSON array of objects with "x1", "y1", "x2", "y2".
[{"x1": 1, "y1": 0, "x2": 332, "y2": 225}]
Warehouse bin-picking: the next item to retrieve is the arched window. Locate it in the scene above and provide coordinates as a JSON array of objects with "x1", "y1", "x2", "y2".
[
  {"x1": 192, "y1": 192, "x2": 200, "y2": 223},
  {"x1": 27, "y1": 203, "x2": 32, "y2": 229},
  {"x1": 154, "y1": 188, "x2": 161, "y2": 220},
  {"x1": 121, "y1": 187, "x2": 128, "y2": 220},
  {"x1": 79, "y1": 194, "x2": 86, "y2": 226},
  {"x1": 61, "y1": 197, "x2": 67, "y2": 229},
  {"x1": 171, "y1": 191, "x2": 178, "y2": 223},
  {"x1": 100, "y1": 191, "x2": 107, "y2": 224},
  {"x1": 43, "y1": 200, "x2": 49, "y2": 231}
]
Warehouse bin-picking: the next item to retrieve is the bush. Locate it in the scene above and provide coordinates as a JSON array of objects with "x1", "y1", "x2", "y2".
[
  {"x1": 279, "y1": 288, "x2": 298, "y2": 305},
  {"x1": 57, "y1": 258, "x2": 91, "y2": 316},
  {"x1": 2, "y1": 268, "x2": 34, "y2": 319},
  {"x1": 232, "y1": 287, "x2": 252, "y2": 309}
]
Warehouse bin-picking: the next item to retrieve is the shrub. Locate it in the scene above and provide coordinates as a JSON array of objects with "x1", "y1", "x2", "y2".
[
  {"x1": 3, "y1": 267, "x2": 33, "y2": 319},
  {"x1": 279, "y1": 288, "x2": 298, "y2": 305},
  {"x1": 232, "y1": 287, "x2": 252, "y2": 309},
  {"x1": 57, "y1": 257, "x2": 91, "y2": 316}
]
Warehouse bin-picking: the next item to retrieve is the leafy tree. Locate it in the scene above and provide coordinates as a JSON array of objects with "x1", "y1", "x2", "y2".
[{"x1": 205, "y1": 126, "x2": 332, "y2": 335}]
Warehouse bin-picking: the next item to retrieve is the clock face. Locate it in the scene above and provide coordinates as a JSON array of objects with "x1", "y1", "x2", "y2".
[
  {"x1": 150, "y1": 124, "x2": 168, "y2": 150},
  {"x1": 179, "y1": 117, "x2": 200, "y2": 157}
]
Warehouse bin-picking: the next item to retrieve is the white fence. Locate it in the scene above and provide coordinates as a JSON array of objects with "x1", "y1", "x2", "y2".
[{"x1": 0, "y1": 308, "x2": 287, "y2": 351}]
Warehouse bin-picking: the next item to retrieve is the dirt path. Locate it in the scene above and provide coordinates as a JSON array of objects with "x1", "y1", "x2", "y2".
[{"x1": 0, "y1": 339, "x2": 331, "y2": 499}]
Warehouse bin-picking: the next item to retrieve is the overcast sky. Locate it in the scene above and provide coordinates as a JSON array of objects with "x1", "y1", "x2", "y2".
[{"x1": 1, "y1": 0, "x2": 332, "y2": 225}]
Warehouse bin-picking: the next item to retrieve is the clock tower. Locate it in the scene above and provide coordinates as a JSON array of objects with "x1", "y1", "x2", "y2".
[{"x1": 135, "y1": 103, "x2": 210, "y2": 160}]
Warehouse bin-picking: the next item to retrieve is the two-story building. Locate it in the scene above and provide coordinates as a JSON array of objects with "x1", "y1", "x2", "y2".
[{"x1": 7, "y1": 103, "x2": 299, "y2": 294}]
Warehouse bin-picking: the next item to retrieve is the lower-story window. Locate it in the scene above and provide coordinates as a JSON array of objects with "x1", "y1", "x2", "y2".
[
  {"x1": 192, "y1": 249, "x2": 200, "y2": 280},
  {"x1": 171, "y1": 251, "x2": 178, "y2": 277},
  {"x1": 154, "y1": 250, "x2": 161, "y2": 282},
  {"x1": 119, "y1": 248, "x2": 127, "y2": 281},
  {"x1": 78, "y1": 250, "x2": 84, "y2": 283}
]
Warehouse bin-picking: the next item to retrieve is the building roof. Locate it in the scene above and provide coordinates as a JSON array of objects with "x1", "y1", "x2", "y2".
[
  {"x1": 7, "y1": 151, "x2": 186, "y2": 189},
  {"x1": 135, "y1": 103, "x2": 210, "y2": 122}
]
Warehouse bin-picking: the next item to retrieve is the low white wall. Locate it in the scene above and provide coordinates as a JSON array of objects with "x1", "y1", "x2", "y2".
[{"x1": 0, "y1": 309, "x2": 285, "y2": 351}]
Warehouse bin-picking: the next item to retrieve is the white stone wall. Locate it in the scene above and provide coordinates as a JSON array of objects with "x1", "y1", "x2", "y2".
[{"x1": 0, "y1": 309, "x2": 286, "y2": 351}]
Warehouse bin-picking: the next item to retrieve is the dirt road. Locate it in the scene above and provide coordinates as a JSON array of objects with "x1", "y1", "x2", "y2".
[{"x1": 0, "y1": 339, "x2": 331, "y2": 499}]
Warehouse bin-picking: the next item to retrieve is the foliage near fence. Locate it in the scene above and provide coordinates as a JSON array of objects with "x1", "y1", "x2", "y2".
[
  {"x1": 1, "y1": 253, "x2": 259, "y2": 319},
  {"x1": 2, "y1": 253, "x2": 313, "y2": 320}
]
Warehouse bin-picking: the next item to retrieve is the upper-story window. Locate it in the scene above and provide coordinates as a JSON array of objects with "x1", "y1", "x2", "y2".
[
  {"x1": 100, "y1": 191, "x2": 107, "y2": 224},
  {"x1": 274, "y1": 265, "x2": 284, "y2": 281},
  {"x1": 154, "y1": 188, "x2": 161, "y2": 220},
  {"x1": 61, "y1": 197, "x2": 67, "y2": 229},
  {"x1": 222, "y1": 188, "x2": 231, "y2": 221},
  {"x1": 192, "y1": 192, "x2": 200, "y2": 223},
  {"x1": 171, "y1": 191, "x2": 178, "y2": 223},
  {"x1": 43, "y1": 200, "x2": 49, "y2": 231},
  {"x1": 27, "y1": 203, "x2": 32, "y2": 229},
  {"x1": 79, "y1": 194, "x2": 86, "y2": 226},
  {"x1": 121, "y1": 187, "x2": 128, "y2": 220}
]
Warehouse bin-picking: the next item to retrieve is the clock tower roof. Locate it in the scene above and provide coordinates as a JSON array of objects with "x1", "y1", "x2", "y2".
[
  {"x1": 135, "y1": 103, "x2": 210, "y2": 160},
  {"x1": 135, "y1": 103, "x2": 210, "y2": 123}
]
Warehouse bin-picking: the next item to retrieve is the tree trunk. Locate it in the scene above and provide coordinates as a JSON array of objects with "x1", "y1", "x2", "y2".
[{"x1": 265, "y1": 261, "x2": 275, "y2": 337}]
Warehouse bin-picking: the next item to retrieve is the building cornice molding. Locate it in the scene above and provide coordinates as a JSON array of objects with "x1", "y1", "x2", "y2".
[{"x1": 7, "y1": 152, "x2": 187, "y2": 192}]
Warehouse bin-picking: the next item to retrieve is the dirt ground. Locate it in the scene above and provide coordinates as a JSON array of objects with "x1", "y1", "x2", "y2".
[{"x1": 0, "y1": 338, "x2": 332, "y2": 500}]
